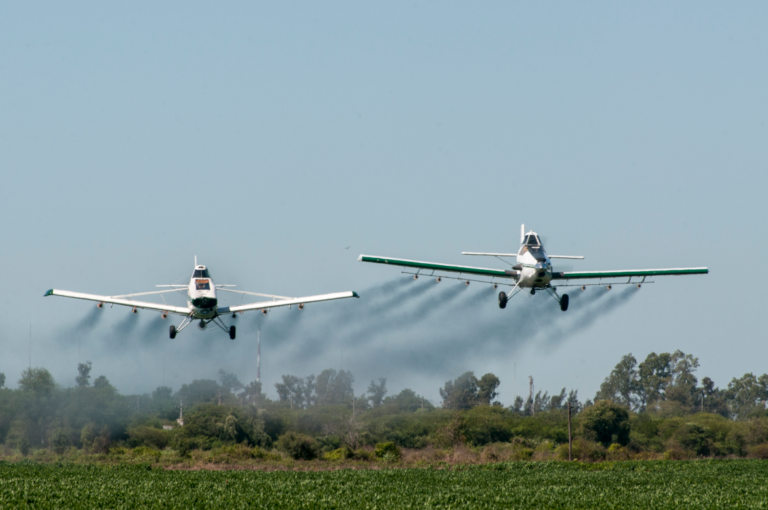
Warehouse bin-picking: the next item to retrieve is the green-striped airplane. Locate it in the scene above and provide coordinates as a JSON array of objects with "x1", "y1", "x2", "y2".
[{"x1": 359, "y1": 225, "x2": 707, "y2": 311}]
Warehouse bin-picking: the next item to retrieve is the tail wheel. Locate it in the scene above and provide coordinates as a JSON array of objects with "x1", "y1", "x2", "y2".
[
  {"x1": 498, "y1": 291, "x2": 508, "y2": 309},
  {"x1": 229, "y1": 326, "x2": 236, "y2": 340},
  {"x1": 169, "y1": 325, "x2": 177, "y2": 339},
  {"x1": 560, "y1": 294, "x2": 569, "y2": 312}
]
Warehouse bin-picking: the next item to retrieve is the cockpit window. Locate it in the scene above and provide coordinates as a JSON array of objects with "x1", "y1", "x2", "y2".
[
  {"x1": 525, "y1": 235, "x2": 539, "y2": 246},
  {"x1": 195, "y1": 279, "x2": 211, "y2": 290},
  {"x1": 193, "y1": 269, "x2": 210, "y2": 278}
]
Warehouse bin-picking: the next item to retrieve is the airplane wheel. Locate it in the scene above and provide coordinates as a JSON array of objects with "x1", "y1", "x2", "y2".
[
  {"x1": 169, "y1": 325, "x2": 177, "y2": 339},
  {"x1": 229, "y1": 326, "x2": 236, "y2": 340},
  {"x1": 498, "y1": 291, "x2": 507, "y2": 309},
  {"x1": 560, "y1": 294, "x2": 569, "y2": 312}
]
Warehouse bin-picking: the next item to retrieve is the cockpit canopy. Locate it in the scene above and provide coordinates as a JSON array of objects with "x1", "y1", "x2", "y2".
[
  {"x1": 524, "y1": 234, "x2": 541, "y2": 247},
  {"x1": 193, "y1": 265, "x2": 211, "y2": 278}
]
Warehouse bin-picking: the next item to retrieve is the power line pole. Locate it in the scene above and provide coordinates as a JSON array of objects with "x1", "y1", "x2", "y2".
[
  {"x1": 568, "y1": 402, "x2": 573, "y2": 462},
  {"x1": 529, "y1": 376, "x2": 534, "y2": 416},
  {"x1": 257, "y1": 327, "x2": 261, "y2": 383}
]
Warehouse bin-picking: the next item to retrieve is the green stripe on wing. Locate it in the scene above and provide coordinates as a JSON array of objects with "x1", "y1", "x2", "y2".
[
  {"x1": 359, "y1": 255, "x2": 510, "y2": 278},
  {"x1": 552, "y1": 268, "x2": 708, "y2": 279}
]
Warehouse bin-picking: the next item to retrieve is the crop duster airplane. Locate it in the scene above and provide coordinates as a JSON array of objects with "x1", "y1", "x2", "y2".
[
  {"x1": 44, "y1": 260, "x2": 358, "y2": 339},
  {"x1": 359, "y1": 225, "x2": 707, "y2": 311}
]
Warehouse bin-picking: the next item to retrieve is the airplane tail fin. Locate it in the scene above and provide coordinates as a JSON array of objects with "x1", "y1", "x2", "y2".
[{"x1": 520, "y1": 224, "x2": 525, "y2": 245}]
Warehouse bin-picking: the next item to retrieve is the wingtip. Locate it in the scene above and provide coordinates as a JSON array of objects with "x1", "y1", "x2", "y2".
[
  {"x1": 357, "y1": 254, "x2": 363, "y2": 262},
  {"x1": 352, "y1": 291, "x2": 360, "y2": 298},
  {"x1": 44, "y1": 289, "x2": 54, "y2": 297}
]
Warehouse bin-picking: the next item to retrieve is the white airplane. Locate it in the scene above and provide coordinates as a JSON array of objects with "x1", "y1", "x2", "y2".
[
  {"x1": 359, "y1": 225, "x2": 707, "y2": 311},
  {"x1": 45, "y1": 260, "x2": 359, "y2": 339}
]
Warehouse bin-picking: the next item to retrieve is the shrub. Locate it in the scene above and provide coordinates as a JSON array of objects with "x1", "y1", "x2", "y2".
[
  {"x1": 50, "y1": 429, "x2": 70, "y2": 455},
  {"x1": 375, "y1": 442, "x2": 401, "y2": 461},
  {"x1": 131, "y1": 446, "x2": 161, "y2": 461},
  {"x1": 748, "y1": 443, "x2": 768, "y2": 459},
  {"x1": 676, "y1": 423, "x2": 714, "y2": 457},
  {"x1": 18, "y1": 438, "x2": 30, "y2": 456},
  {"x1": 277, "y1": 432, "x2": 317, "y2": 460},
  {"x1": 127, "y1": 426, "x2": 169, "y2": 450},
  {"x1": 579, "y1": 401, "x2": 630, "y2": 447}
]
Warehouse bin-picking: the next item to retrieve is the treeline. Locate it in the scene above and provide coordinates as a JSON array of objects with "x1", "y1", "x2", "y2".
[
  {"x1": 595, "y1": 351, "x2": 768, "y2": 420},
  {"x1": 0, "y1": 350, "x2": 767, "y2": 462}
]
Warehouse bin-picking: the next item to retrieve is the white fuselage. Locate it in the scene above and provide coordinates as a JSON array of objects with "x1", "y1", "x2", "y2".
[
  {"x1": 516, "y1": 233, "x2": 553, "y2": 289},
  {"x1": 187, "y1": 266, "x2": 218, "y2": 318}
]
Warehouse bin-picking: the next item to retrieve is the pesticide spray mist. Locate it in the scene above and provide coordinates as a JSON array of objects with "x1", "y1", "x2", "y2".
[{"x1": 54, "y1": 277, "x2": 638, "y2": 399}]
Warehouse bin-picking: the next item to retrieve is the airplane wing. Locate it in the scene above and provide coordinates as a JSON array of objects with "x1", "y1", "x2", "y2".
[
  {"x1": 44, "y1": 289, "x2": 192, "y2": 315},
  {"x1": 217, "y1": 291, "x2": 359, "y2": 314},
  {"x1": 551, "y1": 267, "x2": 708, "y2": 279},
  {"x1": 358, "y1": 255, "x2": 515, "y2": 278}
]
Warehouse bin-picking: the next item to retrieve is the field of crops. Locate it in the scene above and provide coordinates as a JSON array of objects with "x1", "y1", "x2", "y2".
[{"x1": 1, "y1": 460, "x2": 768, "y2": 509}]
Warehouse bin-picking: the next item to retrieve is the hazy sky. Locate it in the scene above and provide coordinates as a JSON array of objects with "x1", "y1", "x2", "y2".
[{"x1": 1, "y1": 2, "x2": 766, "y2": 405}]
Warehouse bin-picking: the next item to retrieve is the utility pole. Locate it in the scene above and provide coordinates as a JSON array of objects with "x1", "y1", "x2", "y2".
[
  {"x1": 568, "y1": 402, "x2": 573, "y2": 462},
  {"x1": 529, "y1": 376, "x2": 534, "y2": 416},
  {"x1": 29, "y1": 324, "x2": 32, "y2": 369},
  {"x1": 256, "y1": 328, "x2": 261, "y2": 383}
]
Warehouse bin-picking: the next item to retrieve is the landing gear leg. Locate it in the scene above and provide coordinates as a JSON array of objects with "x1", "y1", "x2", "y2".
[{"x1": 545, "y1": 287, "x2": 569, "y2": 311}]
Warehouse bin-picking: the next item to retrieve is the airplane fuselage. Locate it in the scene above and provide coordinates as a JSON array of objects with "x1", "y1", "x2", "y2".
[
  {"x1": 515, "y1": 232, "x2": 553, "y2": 289},
  {"x1": 516, "y1": 245, "x2": 553, "y2": 289},
  {"x1": 187, "y1": 265, "x2": 218, "y2": 319}
]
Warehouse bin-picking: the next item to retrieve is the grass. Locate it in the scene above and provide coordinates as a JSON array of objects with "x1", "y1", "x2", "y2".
[{"x1": 2, "y1": 460, "x2": 768, "y2": 509}]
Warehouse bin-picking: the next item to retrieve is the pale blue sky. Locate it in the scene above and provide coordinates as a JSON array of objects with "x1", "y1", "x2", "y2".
[{"x1": 1, "y1": 2, "x2": 766, "y2": 403}]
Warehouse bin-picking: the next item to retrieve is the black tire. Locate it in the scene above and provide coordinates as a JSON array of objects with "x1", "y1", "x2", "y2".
[
  {"x1": 229, "y1": 325, "x2": 236, "y2": 340},
  {"x1": 560, "y1": 294, "x2": 569, "y2": 312},
  {"x1": 498, "y1": 291, "x2": 507, "y2": 309},
  {"x1": 169, "y1": 325, "x2": 177, "y2": 339}
]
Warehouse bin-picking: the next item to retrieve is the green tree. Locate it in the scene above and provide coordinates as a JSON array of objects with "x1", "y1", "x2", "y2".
[
  {"x1": 315, "y1": 369, "x2": 354, "y2": 406},
  {"x1": 175, "y1": 379, "x2": 221, "y2": 407},
  {"x1": 726, "y1": 373, "x2": 768, "y2": 420},
  {"x1": 240, "y1": 380, "x2": 268, "y2": 406},
  {"x1": 0, "y1": 372, "x2": 5, "y2": 388},
  {"x1": 595, "y1": 354, "x2": 639, "y2": 410},
  {"x1": 637, "y1": 352, "x2": 673, "y2": 408},
  {"x1": 477, "y1": 373, "x2": 500, "y2": 405},
  {"x1": 383, "y1": 388, "x2": 433, "y2": 412},
  {"x1": 218, "y1": 369, "x2": 243, "y2": 393},
  {"x1": 367, "y1": 378, "x2": 387, "y2": 408},
  {"x1": 76, "y1": 361, "x2": 92, "y2": 387},
  {"x1": 275, "y1": 375, "x2": 306, "y2": 408},
  {"x1": 440, "y1": 371, "x2": 478, "y2": 410},
  {"x1": 580, "y1": 400, "x2": 630, "y2": 447},
  {"x1": 664, "y1": 351, "x2": 700, "y2": 409},
  {"x1": 93, "y1": 375, "x2": 111, "y2": 388},
  {"x1": 19, "y1": 367, "x2": 56, "y2": 395}
]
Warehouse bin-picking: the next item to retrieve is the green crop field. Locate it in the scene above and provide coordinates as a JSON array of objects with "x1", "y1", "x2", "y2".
[{"x1": 1, "y1": 460, "x2": 768, "y2": 509}]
